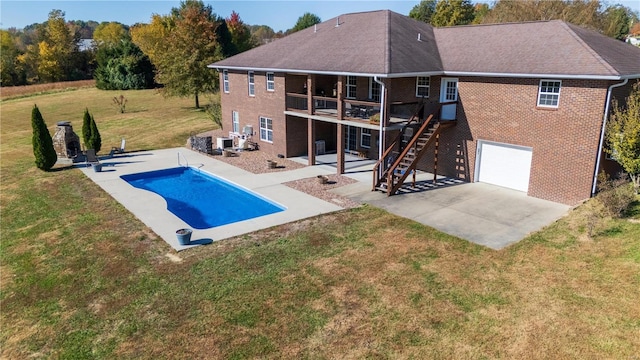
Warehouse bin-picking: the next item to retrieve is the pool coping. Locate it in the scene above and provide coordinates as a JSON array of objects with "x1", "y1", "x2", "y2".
[{"x1": 79, "y1": 148, "x2": 343, "y2": 251}]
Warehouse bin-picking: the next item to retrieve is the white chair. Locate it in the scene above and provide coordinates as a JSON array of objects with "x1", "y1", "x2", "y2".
[{"x1": 110, "y1": 138, "x2": 126, "y2": 156}]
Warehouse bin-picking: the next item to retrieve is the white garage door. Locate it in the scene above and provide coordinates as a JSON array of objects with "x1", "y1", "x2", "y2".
[{"x1": 477, "y1": 141, "x2": 532, "y2": 192}]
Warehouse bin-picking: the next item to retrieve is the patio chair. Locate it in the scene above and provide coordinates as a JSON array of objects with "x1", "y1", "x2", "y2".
[
  {"x1": 345, "y1": 103, "x2": 357, "y2": 118},
  {"x1": 85, "y1": 149, "x2": 100, "y2": 166},
  {"x1": 109, "y1": 138, "x2": 126, "y2": 157}
]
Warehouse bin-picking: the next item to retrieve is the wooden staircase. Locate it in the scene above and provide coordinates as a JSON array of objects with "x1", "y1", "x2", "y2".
[{"x1": 373, "y1": 102, "x2": 456, "y2": 196}]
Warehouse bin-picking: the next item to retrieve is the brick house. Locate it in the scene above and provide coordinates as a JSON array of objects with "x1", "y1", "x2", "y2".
[{"x1": 209, "y1": 10, "x2": 640, "y2": 205}]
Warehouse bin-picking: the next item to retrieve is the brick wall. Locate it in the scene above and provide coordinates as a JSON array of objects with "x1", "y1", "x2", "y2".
[
  {"x1": 417, "y1": 77, "x2": 610, "y2": 205},
  {"x1": 220, "y1": 70, "x2": 287, "y2": 156}
]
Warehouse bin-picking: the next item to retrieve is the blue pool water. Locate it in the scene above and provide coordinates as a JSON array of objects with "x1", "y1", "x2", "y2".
[{"x1": 121, "y1": 167, "x2": 285, "y2": 229}]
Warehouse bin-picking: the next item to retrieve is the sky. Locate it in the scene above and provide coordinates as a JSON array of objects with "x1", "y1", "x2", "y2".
[{"x1": 1, "y1": 0, "x2": 639, "y2": 32}]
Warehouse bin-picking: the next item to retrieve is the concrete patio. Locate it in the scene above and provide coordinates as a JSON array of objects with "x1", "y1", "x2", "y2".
[{"x1": 79, "y1": 149, "x2": 570, "y2": 251}]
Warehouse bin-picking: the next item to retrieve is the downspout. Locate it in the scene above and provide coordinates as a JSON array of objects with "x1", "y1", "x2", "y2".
[
  {"x1": 591, "y1": 78, "x2": 628, "y2": 196},
  {"x1": 374, "y1": 76, "x2": 386, "y2": 161}
]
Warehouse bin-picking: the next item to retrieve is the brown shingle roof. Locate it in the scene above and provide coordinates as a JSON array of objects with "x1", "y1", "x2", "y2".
[
  {"x1": 210, "y1": 11, "x2": 640, "y2": 79},
  {"x1": 434, "y1": 20, "x2": 640, "y2": 78},
  {"x1": 211, "y1": 10, "x2": 441, "y2": 75}
]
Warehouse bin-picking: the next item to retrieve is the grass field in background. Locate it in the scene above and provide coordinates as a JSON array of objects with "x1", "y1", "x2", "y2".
[{"x1": 1, "y1": 87, "x2": 639, "y2": 359}]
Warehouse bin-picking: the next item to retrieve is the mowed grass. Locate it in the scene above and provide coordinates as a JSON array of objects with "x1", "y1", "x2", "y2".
[{"x1": 1, "y1": 87, "x2": 640, "y2": 359}]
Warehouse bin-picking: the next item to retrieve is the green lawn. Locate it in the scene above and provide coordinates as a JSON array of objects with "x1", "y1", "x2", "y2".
[{"x1": 1, "y1": 88, "x2": 639, "y2": 359}]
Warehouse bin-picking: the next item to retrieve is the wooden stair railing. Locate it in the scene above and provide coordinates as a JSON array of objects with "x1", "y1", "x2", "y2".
[
  {"x1": 372, "y1": 102, "x2": 426, "y2": 190},
  {"x1": 382, "y1": 114, "x2": 439, "y2": 195},
  {"x1": 373, "y1": 101, "x2": 457, "y2": 196}
]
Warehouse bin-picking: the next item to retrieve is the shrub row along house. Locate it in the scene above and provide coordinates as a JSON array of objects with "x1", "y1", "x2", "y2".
[{"x1": 209, "y1": 10, "x2": 640, "y2": 206}]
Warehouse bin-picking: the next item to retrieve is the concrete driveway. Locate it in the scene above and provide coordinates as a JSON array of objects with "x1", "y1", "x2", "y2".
[{"x1": 332, "y1": 178, "x2": 571, "y2": 250}]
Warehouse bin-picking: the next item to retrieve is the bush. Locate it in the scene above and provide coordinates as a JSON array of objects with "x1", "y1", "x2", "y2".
[
  {"x1": 82, "y1": 108, "x2": 92, "y2": 149},
  {"x1": 90, "y1": 114, "x2": 102, "y2": 154},
  {"x1": 31, "y1": 105, "x2": 57, "y2": 171},
  {"x1": 82, "y1": 109, "x2": 102, "y2": 153},
  {"x1": 596, "y1": 172, "x2": 636, "y2": 218}
]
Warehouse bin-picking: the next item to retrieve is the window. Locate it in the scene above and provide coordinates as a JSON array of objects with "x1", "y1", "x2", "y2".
[
  {"x1": 232, "y1": 111, "x2": 239, "y2": 133},
  {"x1": 266, "y1": 72, "x2": 275, "y2": 91},
  {"x1": 259, "y1": 116, "x2": 273, "y2": 142},
  {"x1": 416, "y1": 76, "x2": 430, "y2": 97},
  {"x1": 537, "y1": 80, "x2": 561, "y2": 108},
  {"x1": 223, "y1": 70, "x2": 229, "y2": 93},
  {"x1": 360, "y1": 128, "x2": 371, "y2": 148},
  {"x1": 346, "y1": 75, "x2": 357, "y2": 99},
  {"x1": 368, "y1": 78, "x2": 381, "y2": 102},
  {"x1": 248, "y1": 71, "x2": 255, "y2": 96}
]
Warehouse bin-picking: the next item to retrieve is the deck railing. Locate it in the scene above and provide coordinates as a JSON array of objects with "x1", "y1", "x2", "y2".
[
  {"x1": 313, "y1": 96, "x2": 338, "y2": 116},
  {"x1": 286, "y1": 93, "x2": 308, "y2": 111}
]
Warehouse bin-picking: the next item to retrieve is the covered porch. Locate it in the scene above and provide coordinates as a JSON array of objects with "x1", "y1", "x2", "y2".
[{"x1": 283, "y1": 73, "x2": 428, "y2": 174}]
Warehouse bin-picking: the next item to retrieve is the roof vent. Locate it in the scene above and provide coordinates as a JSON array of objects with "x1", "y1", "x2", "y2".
[
  {"x1": 418, "y1": 33, "x2": 422, "y2": 41},
  {"x1": 335, "y1": 17, "x2": 340, "y2": 27},
  {"x1": 314, "y1": 24, "x2": 317, "y2": 33}
]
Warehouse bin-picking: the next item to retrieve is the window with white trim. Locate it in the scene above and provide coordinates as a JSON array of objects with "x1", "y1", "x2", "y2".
[
  {"x1": 223, "y1": 70, "x2": 229, "y2": 93},
  {"x1": 537, "y1": 80, "x2": 561, "y2": 108},
  {"x1": 346, "y1": 75, "x2": 357, "y2": 99},
  {"x1": 248, "y1": 71, "x2": 255, "y2": 96},
  {"x1": 416, "y1": 76, "x2": 430, "y2": 97},
  {"x1": 232, "y1": 111, "x2": 239, "y2": 133},
  {"x1": 259, "y1": 116, "x2": 273, "y2": 142},
  {"x1": 360, "y1": 128, "x2": 371, "y2": 148},
  {"x1": 368, "y1": 78, "x2": 381, "y2": 102},
  {"x1": 266, "y1": 72, "x2": 275, "y2": 91}
]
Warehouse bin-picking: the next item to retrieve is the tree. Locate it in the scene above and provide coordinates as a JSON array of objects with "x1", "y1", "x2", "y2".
[
  {"x1": 606, "y1": 82, "x2": 640, "y2": 193},
  {"x1": 37, "y1": 10, "x2": 78, "y2": 82},
  {"x1": 93, "y1": 22, "x2": 128, "y2": 47},
  {"x1": 431, "y1": 0, "x2": 475, "y2": 27},
  {"x1": 31, "y1": 105, "x2": 57, "y2": 171},
  {"x1": 1, "y1": 30, "x2": 24, "y2": 85},
  {"x1": 90, "y1": 114, "x2": 102, "y2": 154},
  {"x1": 250, "y1": 25, "x2": 276, "y2": 45},
  {"x1": 95, "y1": 39, "x2": 155, "y2": 90},
  {"x1": 226, "y1": 11, "x2": 255, "y2": 54},
  {"x1": 409, "y1": 0, "x2": 437, "y2": 24},
  {"x1": 132, "y1": 0, "x2": 230, "y2": 108},
  {"x1": 472, "y1": 3, "x2": 491, "y2": 24},
  {"x1": 601, "y1": 5, "x2": 633, "y2": 40},
  {"x1": 82, "y1": 108, "x2": 92, "y2": 149},
  {"x1": 290, "y1": 12, "x2": 321, "y2": 33}
]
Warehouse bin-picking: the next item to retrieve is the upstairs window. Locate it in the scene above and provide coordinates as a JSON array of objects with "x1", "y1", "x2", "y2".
[
  {"x1": 416, "y1": 76, "x2": 430, "y2": 97},
  {"x1": 266, "y1": 72, "x2": 275, "y2": 91},
  {"x1": 248, "y1": 71, "x2": 255, "y2": 96},
  {"x1": 223, "y1": 70, "x2": 229, "y2": 93},
  {"x1": 369, "y1": 78, "x2": 381, "y2": 102},
  {"x1": 346, "y1": 76, "x2": 357, "y2": 99},
  {"x1": 537, "y1": 80, "x2": 561, "y2": 108}
]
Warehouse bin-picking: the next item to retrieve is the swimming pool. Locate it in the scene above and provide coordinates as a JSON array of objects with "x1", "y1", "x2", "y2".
[{"x1": 121, "y1": 167, "x2": 286, "y2": 229}]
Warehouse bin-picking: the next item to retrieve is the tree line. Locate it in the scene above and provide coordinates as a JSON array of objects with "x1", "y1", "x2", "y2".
[
  {"x1": 409, "y1": 0, "x2": 638, "y2": 40},
  {"x1": 2, "y1": 0, "x2": 638, "y2": 107},
  {"x1": 1, "y1": 1, "x2": 318, "y2": 107}
]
